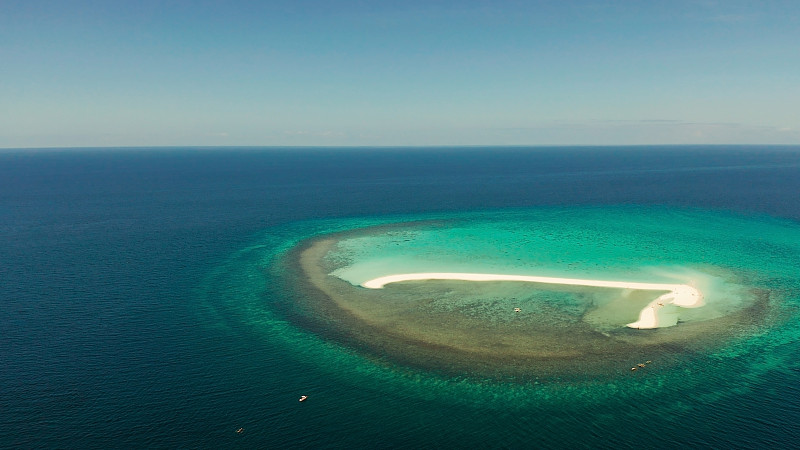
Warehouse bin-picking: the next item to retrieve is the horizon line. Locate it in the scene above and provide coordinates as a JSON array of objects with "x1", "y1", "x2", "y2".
[{"x1": 2, "y1": 143, "x2": 800, "y2": 151}]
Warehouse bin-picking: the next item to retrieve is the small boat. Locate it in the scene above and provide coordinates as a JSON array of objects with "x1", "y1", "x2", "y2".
[
  {"x1": 299, "y1": 395, "x2": 308, "y2": 402},
  {"x1": 236, "y1": 428, "x2": 244, "y2": 434}
]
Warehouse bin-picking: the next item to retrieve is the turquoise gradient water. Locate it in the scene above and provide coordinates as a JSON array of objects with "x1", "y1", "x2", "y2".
[
  {"x1": 200, "y1": 206, "x2": 800, "y2": 414},
  {"x1": 327, "y1": 207, "x2": 783, "y2": 330}
]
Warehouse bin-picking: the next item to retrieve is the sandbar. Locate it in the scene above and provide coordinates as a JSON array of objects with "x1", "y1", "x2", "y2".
[
  {"x1": 362, "y1": 272, "x2": 704, "y2": 329},
  {"x1": 288, "y1": 233, "x2": 769, "y2": 380}
]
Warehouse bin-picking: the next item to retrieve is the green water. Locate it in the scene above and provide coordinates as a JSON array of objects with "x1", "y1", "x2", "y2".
[
  {"x1": 327, "y1": 207, "x2": 785, "y2": 330},
  {"x1": 329, "y1": 207, "x2": 795, "y2": 284},
  {"x1": 204, "y1": 206, "x2": 800, "y2": 408}
]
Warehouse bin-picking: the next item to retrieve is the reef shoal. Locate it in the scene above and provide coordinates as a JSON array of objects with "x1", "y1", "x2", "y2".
[{"x1": 279, "y1": 210, "x2": 779, "y2": 381}]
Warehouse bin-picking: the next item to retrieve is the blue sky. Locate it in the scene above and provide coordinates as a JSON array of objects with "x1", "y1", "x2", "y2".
[{"x1": 1, "y1": 0, "x2": 798, "y2": 147}]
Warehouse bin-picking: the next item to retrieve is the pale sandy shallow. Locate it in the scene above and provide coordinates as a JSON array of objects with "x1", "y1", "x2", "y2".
[{"x1": 362, "y1": 273, "x2": 705, "y2": 329}]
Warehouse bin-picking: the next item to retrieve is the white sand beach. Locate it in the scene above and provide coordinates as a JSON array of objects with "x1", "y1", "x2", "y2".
[{"x1": 361, "y1": 272, "x2": 704, "y2": 329}]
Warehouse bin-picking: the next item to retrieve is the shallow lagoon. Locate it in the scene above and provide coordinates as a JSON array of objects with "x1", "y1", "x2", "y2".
[{"x1": 264, "y1": 206, "x2": 798, "y2": 384}]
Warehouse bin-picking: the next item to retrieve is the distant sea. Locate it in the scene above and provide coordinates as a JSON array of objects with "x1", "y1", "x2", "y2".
[{"x1": 3, "y1": 146, "x2": 800, "y2": 449}]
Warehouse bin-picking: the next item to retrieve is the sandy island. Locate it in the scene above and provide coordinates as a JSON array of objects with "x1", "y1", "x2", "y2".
[
  {"x1": 362, "y1": 272, "x2": 704, "y2": 329},
  {"x1": 290, "y1": 235, "x2": 767, "y2": 380}
]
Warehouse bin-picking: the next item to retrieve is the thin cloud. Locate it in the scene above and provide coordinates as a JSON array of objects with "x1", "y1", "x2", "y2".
[{"x1": 284, "y1": 130, "x2": 347, "y2": 138}]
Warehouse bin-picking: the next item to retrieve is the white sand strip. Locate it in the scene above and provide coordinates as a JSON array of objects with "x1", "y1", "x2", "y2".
[{"x1": 361, "y1": 272, "x2": 704, "y2": 329}]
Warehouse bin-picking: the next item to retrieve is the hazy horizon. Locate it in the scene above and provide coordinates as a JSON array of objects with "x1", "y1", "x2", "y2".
[{"x1": 2, "y1": 0, "x2": 799, "y2": 148}]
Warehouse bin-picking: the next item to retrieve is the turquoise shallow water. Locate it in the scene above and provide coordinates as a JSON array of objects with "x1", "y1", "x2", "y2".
[
  {"x1": 326, "y1": 207, "x2": 792, "y2": 330},
  {"x1": 329, "y1": 207, "x2": 800, "y2": 284},
  {"x1": 202, "y1": 206, "x2": 800, "y2": 413}
]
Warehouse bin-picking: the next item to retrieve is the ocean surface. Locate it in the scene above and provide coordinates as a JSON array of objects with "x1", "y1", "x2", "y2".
[{"x1": 3, "y1": 146, "x2": 800, "y2": 448}]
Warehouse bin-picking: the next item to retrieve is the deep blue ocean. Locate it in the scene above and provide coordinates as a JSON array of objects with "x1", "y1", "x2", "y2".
[{"x1": 3, "y1": 146, "x2": 800, "y2": 449}]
